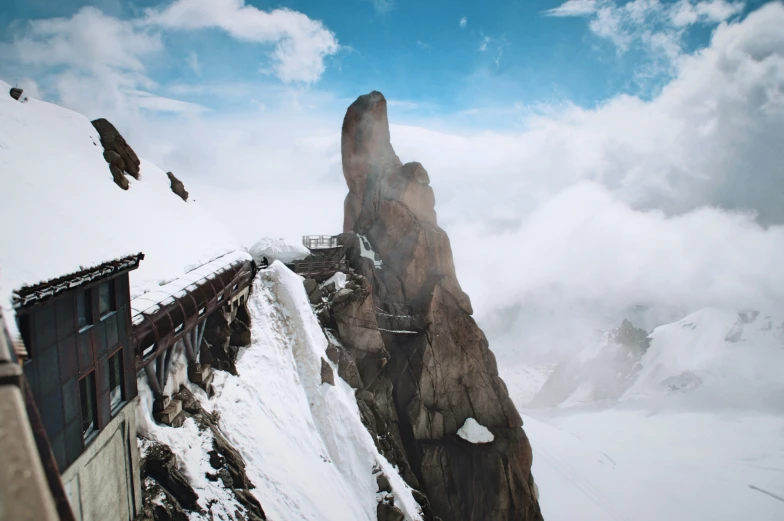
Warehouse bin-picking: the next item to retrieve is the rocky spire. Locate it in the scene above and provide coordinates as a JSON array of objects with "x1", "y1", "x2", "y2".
[{"x1": 339, "y1": 92, "x2": 543, "y2": 521}]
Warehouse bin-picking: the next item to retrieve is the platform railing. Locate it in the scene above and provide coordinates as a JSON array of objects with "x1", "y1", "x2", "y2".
[{"x1": 302, "y1": 235, "x2": 339, "y2": 249}]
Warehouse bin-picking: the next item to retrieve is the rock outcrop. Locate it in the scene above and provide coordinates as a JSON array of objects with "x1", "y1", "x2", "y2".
[
  {"x1": 92, "y1": 118, "x2": 141, "y2": 189},
  {"x1": 335, "y1": 91, "x2": 543, "y2": 521},
  {"x1": 166, "y1": 171, "x2": 189, "y2": 202},
  {"x1": 137, "y1": 387, "x2": 266, "y2": 521}
]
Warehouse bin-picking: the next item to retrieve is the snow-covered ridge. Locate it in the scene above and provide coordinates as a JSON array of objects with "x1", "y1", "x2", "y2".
[
  {"x1": 526, "y1": 307, "x2": 784, "y2": 410},
  {"x1": 137, "y1": 262, "x2": 423, "y2": 520},
  {"x1": 0, "y1": 78, "x2": 245, "y2": 335}
]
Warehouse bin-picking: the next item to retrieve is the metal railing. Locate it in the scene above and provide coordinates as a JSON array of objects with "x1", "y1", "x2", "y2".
[{"x1": 302, "y1": 235, "x2": 339, "y2": 250}]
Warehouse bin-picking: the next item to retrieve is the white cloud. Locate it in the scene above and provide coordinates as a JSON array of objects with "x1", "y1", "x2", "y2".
[
  {"x1": 145, "y1": 0, "x2": 339, "y2": 83},
  {"x1": 4, "y1": 6, "x2": 163, "y2": 118},
  {"x1": 460, "y1": 16, "x2": 468, "y2": 28},
  {"x1": 544, "y1": 0, "x2": 598, "y2": 17},
  {"x1": 479, "y1": 35, "x2": 491, "y2": 51},
  {"x1": 546, "y1": 0, "x2": 747, "y2": 79}
]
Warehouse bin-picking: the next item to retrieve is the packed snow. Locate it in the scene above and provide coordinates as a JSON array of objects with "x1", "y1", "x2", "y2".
[
  {"x1": 138, "y1": 262, "x2": 423, "y2": 521},
  {"x1": 323, "y1": 271, "x2": 347, "y2": 290},
  {"x1": 248, "y1": 237, "x2": 310, "y2": 265},
  {"x1": 0, "y1": 79, "x2": 246, "y2": 336},
  {"x1": 357, "y1": 235, "x2": 383, "y2": 268},
  {"x1": 456, "y1": 418, "x2": 494, "y2": 444}
]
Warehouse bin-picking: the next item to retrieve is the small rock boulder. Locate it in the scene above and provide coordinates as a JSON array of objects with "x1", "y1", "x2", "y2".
[
  {"x1": 377, "y1": 473, "x2": 392, "y2": 493},
  {"x1": 320, "y1": 358, "x2": 335, "y2": 386},
  {"x1": 377, "y1": 501, "x2": 405, "y2": 521},
  {"x1": 166, "y1": 172, "x2": 189, "y2": 202}
]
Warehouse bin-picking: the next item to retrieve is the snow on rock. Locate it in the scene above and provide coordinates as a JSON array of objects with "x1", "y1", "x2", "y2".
[
  {"x1": 456, "y1": 418, "x2": 495, "y2": 444},
  {"x1": 323, "y1": 271, "x2": 347, "y2": 290},
  {"x1": 140, "y1": 262, "x2": 422, "y2": 521},
  {"x1": 248, "y1": 237, "x2": 310, "y2": 264},
  {"x1": 0, "y1": 78, "x2": 247, "y2": 331},
  {"x1": 357, "y1": 235, "x2": 382, "y2": 268}
]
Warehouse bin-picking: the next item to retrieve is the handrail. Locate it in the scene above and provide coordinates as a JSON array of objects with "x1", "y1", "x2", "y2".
[{"x1": 302, "y1": 235, "x2": 340, "y2": 249}]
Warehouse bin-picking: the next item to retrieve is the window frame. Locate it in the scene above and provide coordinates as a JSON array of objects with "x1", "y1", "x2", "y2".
[
  {"x1": 107, "y1": 348, "x2": 125, "y2": 414},
  {"x1": 79, "y1": 371, "x2": 98, "y2": 443},
  {"x1": 98, "y1": 280, "x2": 117, "y2": 320},
  {"x1": 76, "y1": 289, "x2": 93, "y2": 333}
]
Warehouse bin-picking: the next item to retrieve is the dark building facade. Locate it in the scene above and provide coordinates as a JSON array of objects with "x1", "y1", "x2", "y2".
[{"x1": 14, "y1": 255, "x2": 142, "y2": 472}]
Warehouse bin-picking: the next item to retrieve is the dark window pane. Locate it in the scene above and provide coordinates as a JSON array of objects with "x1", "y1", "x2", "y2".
[
  {"x1": 76, "y1": 290, "x2": 92, "y2": 330},
  {"x1": 99, "y1": 281, "x2": 115, "y2": 317},
  {"x1": 36, "y1": 304, "x2": 57, "y2": 351},
  {"x1": 109, "y1": 351, "x2": 124, "y2": 411},
  {"x1": 58, "y1": 337, "x2": 77, "y2": 383},
  {"x1": 62, "y1": 378, "x2": 79, "y2": 423},
  {"x1": 38, "y1": 344, "x2": 60, "y2": 396},
  {"x1": 55, "y1": 296, "x2": 74, "y2": 341},
  {"x1": 41, "y1": 387, "x2": 64, "y2": 440},
  {"x1": 79, "y1": 373, "x2": 97, "y2": 438}
]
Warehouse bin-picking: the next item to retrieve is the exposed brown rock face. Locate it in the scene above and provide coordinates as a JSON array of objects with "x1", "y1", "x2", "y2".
[
  {"x1": 92, "y1": 118, "x2": 141, "y2": 180},
  {"x1": 166, "y1": 171, "x2": 189, "y2": 202},
  {"x1": 338, "y1": 92, "x2": 543, "y2": 521}
]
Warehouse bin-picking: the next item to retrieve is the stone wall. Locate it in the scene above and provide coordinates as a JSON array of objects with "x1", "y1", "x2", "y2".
[{"x1": 62, "y1": 396, "x2": 141, "y2": 521}]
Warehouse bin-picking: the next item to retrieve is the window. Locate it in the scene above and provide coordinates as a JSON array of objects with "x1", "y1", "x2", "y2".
[
  {"x1": 108, "y1": 351, "x2": 124, "y2": 412},
  {"x1": 76, "y1": 290, "x2": 92, "y2": 331},
  {"x1": 98, "y1": 280, "x2": 115, "y2": 318},
  {"x1": 79, "y1": 372, "x2": 97, "y2": 439}
]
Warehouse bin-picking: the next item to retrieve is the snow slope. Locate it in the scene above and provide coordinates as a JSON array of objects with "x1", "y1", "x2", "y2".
[
  {"x1": 526, "y1": 409, "x2": 784, "y2": 521},
  {"x1": 139, "y1": 262, "x2": 423, "y2": 521},
  {"x1": 0, "y1": 79, "x2": 246, "y2": 330}
]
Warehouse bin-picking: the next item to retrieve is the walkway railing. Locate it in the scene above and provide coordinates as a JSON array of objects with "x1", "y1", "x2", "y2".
[{"x1": 302, "y1": 235, "x2": 339, "y2": 249}]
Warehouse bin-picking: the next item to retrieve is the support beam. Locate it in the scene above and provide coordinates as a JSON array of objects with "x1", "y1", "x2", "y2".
[
  {"x1": 144, "y1": 364, "x2": 163, "y2": 396},
  {"x1": 182, "y1": 333, "x2": 196, "y2": 364},
  {"x1": 161, "y1": 344, "x2": 175, "y2": 391}
]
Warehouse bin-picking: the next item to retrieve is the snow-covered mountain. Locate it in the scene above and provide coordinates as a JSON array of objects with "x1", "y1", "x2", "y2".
[
  {"x1": 503, "y1": 308, "x2": 784, "y2": 521},
  {"x1": 525, "y1": 308, "x2": 784, "y2": 411}
]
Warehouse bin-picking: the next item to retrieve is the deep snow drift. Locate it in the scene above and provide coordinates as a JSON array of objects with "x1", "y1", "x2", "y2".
[{"x1": 138, "y1": 262, "x2": 423, "y2": 521}]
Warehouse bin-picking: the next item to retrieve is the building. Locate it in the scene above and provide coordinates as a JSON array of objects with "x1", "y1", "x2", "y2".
[{"x1": 12, "y1": 254, "x2": 144, "y2": 521}]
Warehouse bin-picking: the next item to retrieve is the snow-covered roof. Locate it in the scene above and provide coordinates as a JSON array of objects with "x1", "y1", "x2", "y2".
[{"x1": 0, "y1": 79, "x2": 250, "y2": 338}]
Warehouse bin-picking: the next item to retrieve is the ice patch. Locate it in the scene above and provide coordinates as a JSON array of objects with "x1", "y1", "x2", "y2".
[{"x1": 457, "y1": 418, "x2": 494, "y2": 444}]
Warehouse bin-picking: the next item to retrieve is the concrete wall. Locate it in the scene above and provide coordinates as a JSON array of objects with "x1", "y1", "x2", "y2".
[{"x1": 61, "y1": 396, "x2": 141, "y2": 521}]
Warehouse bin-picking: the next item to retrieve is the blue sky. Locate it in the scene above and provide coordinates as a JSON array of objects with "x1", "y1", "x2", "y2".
[{"x1": 0, "y1": 0, "x2": 770, "y2": 129}]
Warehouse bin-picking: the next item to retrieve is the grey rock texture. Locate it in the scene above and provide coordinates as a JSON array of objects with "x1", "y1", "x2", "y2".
[{"x1": 334, "y1": 91, "x2": 542, "y2": 521}]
